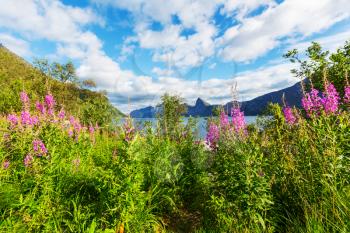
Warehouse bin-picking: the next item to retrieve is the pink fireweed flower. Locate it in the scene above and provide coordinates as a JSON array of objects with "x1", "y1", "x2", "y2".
[
  {"x1": 69, "y1": 116, "x2": 75, "y2": 125},
  {"x1": 21, "y1": 111, "x2": 32, "y2": 126},
  {"x1": 20, "y1": 91, "x2": 29, "y2": 104},
  {"x1": 206, "y1": 123, "x2": 220, "y2": 149},
  {"x1": 45, "y1": 94, "x2": 55, "y2": 109},
  {"x1": 344, "y1": 86, "x2": 350, "y2": 104},
  {"x1": 74, "y1": 121, "x2": 82, "y2": 133},
  {"x1": 89, "y1": 124, "x2": 94, "y2": 134},
  {"x1": 31, "y1": 116, "x2": 39, "y2": 126},
  {"x1": 321, "y1": 83, "x2": 340, "y2": 114},
  {"x1": 123, "y1": 119, "x2": 135, "y2": 142},
  {"x1": 47, "y1": 108, "x2": 54, "y2": 116},
  {"x1": 68, "y1": 129, "x2": 73, "y2": 137},
  {"x1": 35, "y1": 101, "x2": 46, "y2": 115},
  {"x1": 283, "y1": 106, "x2": 297, "y2": 125},
  {"x1": 3, "y1": 160, "x2": 10, "y2": 169},
  {"x1": 7, "y1": 114, "x2": 18, "y2": 127},
  {"x1": 24, "y1": 154, "x2": 33, "y2": 167},
  {"x1": 302, "y1": 88, "x2": 323, "y2": 116},
  {"x1": 231, "y1": 107, "x2": 246, "y2": 134},
  {"x1": 220, "y1": 111, "x2": 230, "y2": 130},
  {"x1": 33, "y1": 139, "x2": 48, "y2": 156},
  {"x1": 58, "y1": 109, "x2": 65, "y2": 120}
]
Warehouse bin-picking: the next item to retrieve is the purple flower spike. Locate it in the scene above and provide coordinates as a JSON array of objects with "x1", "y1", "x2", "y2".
[
  {"x1": 89, "y1": 124, "x2": 95, "y2": 134},
  {"x1": 3, "y1": 160, "x2": 10, "y2": 169},
  {"x1": 283, "y1": 106, "x2": 297, "y2": 125},
  {"x1": 24, "y1": 154, "x2": 33, "y2": 167},
  {"x1": 45, "y1": 94, "x2": 55, "y2": 109},
  {"x1": 7, "y1": 114, "x2": 18, "y2": 127},
  {"x1": 33, "y1": 139, "x2": 48, "y2": 156},
  {"x1": 322, "y1": 83, "x2": 340, "y2": 114},
  {"x1": 20, "y1": 91, "x2": 29, "y2": 104},
  {"x1": 302, "y1": 88, "x2": 323, "y2": 116},
  {"x1": 58, "y1": 109, "x2": 65, "y2": 120},
  {"x1": 220, "y1": 111, "x2": 230, "y2": 130},
  {"x1": 206, "y1": 123, "x2": 220, "y2": 149},
  {"x1": 231, "y1": 107, "x2": 246, "y2": 134},
  {"x1": 36, "y1": 101, "x2": 46, "y2": 114},
  {"x1": 21, "y1": 111, "x2": 32, "y2": 126}
]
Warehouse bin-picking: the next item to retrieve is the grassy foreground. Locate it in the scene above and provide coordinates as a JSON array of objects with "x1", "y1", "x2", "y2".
[{"x1": 0, "y1": 81, "x2": 349, "y2": 233}]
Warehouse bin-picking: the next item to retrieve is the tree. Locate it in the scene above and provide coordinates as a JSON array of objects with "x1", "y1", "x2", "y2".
[
  {"x1": 82, "y1": 79, "x2": 97, "y2": 89},
  {"x1": 284, "y1": 40, "x2": 350, "y2": 95},
  {"x1": 158, "y1": 93, "x2": 187, "y2": 139},
  {"x1": 33, "y1": 59, "x2": 78, "y2": 84},
  {"x1": 52, "y1": 61, "x2": 78, "y2": 83}
]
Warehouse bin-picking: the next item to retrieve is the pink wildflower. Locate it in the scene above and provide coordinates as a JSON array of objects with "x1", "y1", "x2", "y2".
[
  {"x1": 3, "y1": 160, "x2": 10, "y2": 169},
  {"x1": 58, "y1": 109, "x2": 65, "y2": 120},
  {"x1": 33, "y1": 139, "x2": 48, "y2": 156},
  {"x1": 24, "y1": 154, "x2": 33, "y2": 167},
  {"x1": 7, "y1": 114, "x2": 18, "y2": 127},
  {"x1": 20, "y1": 91, "x2": 29, "y2": 104},
  {"x1": 283, "y1": 106, "x2": 297, "y2": 125},
  {"x1": 302, "y1": 88, "x2": 323, "y2": 116},
  {"x1": 89, "y1": 124, "x2": 94, "y2": 134},
  {"x1": 123, "y1": 119, "x2": 135, "y2": 142},
  {"x1": 220, "y1": 111, "x2": 230, "y2": 130},
  {"x1": 45, "y1": 94, "x2": 55, "y2": 109},
  {"x1": 322, "y1": 83, "x2": 340, "y2": 114},
  {"x1": 21, "y1": 111, "x2": 32, "y2": 126},
  {"x1": 206, "y1": 123, "x2": 220, "y2": 149},
  {"x1": 35, "y1": 101, "x2": 46, "y2": 114},
  {"x1": 31, "y1": 116, "x2": 39, "y2": 126},
  {"x1": 231, "y1": 107, "x2": 246, "y2": 134},
  {"x1": 69, "y1": 116, "x2": 75, "y2": 125},
  {"x1": 68, "y1": 129, "x2": 73, "y2": 137}
]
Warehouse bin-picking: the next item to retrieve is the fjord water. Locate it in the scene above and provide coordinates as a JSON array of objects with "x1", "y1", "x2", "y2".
[{"x1": 123, "y1": 116, "x2": 257, "y2": 138}]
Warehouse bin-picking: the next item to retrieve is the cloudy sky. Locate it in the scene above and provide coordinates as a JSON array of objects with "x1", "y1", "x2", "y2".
[{"x1": 0, "y1": 0, "x2": 350, "y2": 113}]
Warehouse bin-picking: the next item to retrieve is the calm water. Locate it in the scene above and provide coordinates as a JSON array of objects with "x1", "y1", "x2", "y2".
[{"x1": 120, "y1": 116, "x2": 257, "y2": 139}]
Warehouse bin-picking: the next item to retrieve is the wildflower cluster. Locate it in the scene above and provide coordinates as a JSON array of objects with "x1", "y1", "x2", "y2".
[
  {"x1": 344, "y1": 85, "x2": 350, "y2": 104},
  {"x1": 301, "y1": 82, "x2": 345, "y2": 117},
  {"x1": 206, "y1": 107, "x2": 247, "y2": 149},
  {"x1": 4, "y1": 91, "x2": 97, "y2": 168}
]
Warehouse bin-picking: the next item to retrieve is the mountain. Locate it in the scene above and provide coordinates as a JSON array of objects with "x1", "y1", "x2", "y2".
[
  {"x1": 0, "y1": 45, "x2": 124, "y2": 125},
  {"x1": 130, "y1": 82, "x2": 303, "y2": 117},
  {"x1": 186, "y1": 98, "x2": 219, "y2": 117},
  {"x1": 226, "y1": 81, "x2": 303, "y2": 115}
]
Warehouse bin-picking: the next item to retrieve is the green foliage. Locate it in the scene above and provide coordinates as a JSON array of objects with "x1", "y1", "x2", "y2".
[
  {"x1": 284, "y1": 40, "x2": 350, "y2": 94},
  {"x1": 0, "y1": 46, "x2": 124, "y2": 126},
  {"x1": 157, "y1": 93, "x2": 187, "y2": 139}
]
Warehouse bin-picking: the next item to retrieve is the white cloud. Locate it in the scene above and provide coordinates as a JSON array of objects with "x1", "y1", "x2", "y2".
[
  {"x1": 285, "y1": 30, "x2": 350, "y2": 54},
  {"x1": 219, "y1": 0, "x2": 350, "y2": 62},
  {"x1": 0, "y1": 33, "x2": 31, "y2": 56},
  {"x1": 103, "y1": 61, "x2": 299, "y2": 113}
]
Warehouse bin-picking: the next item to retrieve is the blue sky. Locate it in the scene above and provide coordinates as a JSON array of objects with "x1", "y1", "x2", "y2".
[{"x1": 0, "y1": 0, "x2": 350, "y2": 113}]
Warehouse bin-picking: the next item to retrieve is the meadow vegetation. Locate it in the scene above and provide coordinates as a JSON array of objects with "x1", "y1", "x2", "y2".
[{"x1": 0, "y1": 42, "x2": 349, "y2": 232}]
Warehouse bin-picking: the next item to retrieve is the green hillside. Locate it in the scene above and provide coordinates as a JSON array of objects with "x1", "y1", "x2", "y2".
[{"x1": 0, "y1": 45, "x2": 124, "y2": 125}]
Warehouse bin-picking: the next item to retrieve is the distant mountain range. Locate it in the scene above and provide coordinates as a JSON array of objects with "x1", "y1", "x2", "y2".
[{"x1": 130, "y1": 81, "x2": 303, "y2": 117}]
